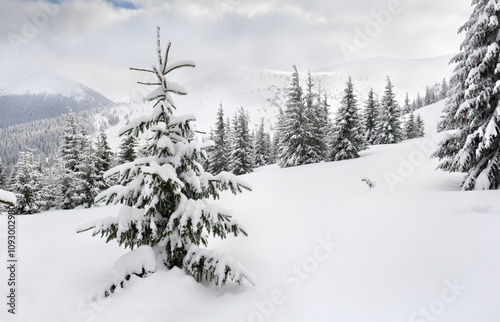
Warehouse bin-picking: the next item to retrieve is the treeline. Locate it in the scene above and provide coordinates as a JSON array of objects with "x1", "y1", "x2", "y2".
[
  {"x1": 0, "y1": 68, "x2": 437, "y2": 213},
  {"x1": 404, "y1": 78, "x2": 449, "y2": 113},
  {"x1": 0, "y1": 110, "x2": 135, "y2": 214},
  {"x1": 0, "y1": 106, "x2": 124, "y2": 175},
  {"x1": 204, "y1": 66, "x2": 427, "y2": 173},
  {"x1": 202, "y1": 104, "x2": 273, "y2": 176}
]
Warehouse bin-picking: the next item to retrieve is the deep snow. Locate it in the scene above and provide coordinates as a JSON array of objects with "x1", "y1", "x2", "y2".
[{"x1": 1, "y1": 100, "x2": 500, "y2": 322}]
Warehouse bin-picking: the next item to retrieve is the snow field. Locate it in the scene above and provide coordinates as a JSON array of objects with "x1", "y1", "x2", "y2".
[{"x1": 1, "y1": 100, "x2": 500, "y2": 321}]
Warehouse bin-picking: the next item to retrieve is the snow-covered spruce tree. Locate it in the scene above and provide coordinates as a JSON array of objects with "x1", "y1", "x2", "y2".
[
  {"x1": 415, "y1": 114, "x2": 425, "y2": 138},
  {"x1": 330, "y1": 77, "x2": 365, "y2": 161},
  {"x1": 60, "y1": 109, "x2": 80, "y2": 172},
  {"x1": 10, "y1": 151, "x2": 43, "y2": 214},
  {"x1": 440, "y1": 78, "x2": 449, "y2": 100},
  {"x1": 273, "y1": 107, "x2": 285, "y2": 164},
  {"x1": 76, "y1": 130, "x2": 100, "y2": 208},
  {"x1": 303, "y1": 71, "x2": 328, "y2": 163},
  {"x1": 363, "y1": 88, "x2": 379, "y2": 144},
  {"x1": 208, "y1": 103, "x2": 231, "y2": 174},
  {"x1": 415, "y1": 92, "x2": 423, "y2": 110},
  {"x1": 402, "y1": 92, "x2": 411, "y2": 114},
  {"x1": 319, "y1": 93, "x2": 333, "y2": 141},
  {"x1": 59, "y1": 110, "x2": 84, "y2": 209},
  {"x1": 40, "y1": 163, "x2": 61, "y2": 211},
  {"x1": 78, "y1": 27, "x2": 253, "y2": 292},
  {"x1": 278, "y1": 65, "x2": 310, "y2": 167},
  {"x1": 424, "y1": 85, "x2": 434, "y2": 106},
  {"x1": 96, "y1": 132, "x2": 114, "y2": 190},
  {"x1": 117, "y1": 125, "x2": 138, "y2": 164},
  {"x1": 433, "y1": 0, "x2": 500, "y2": 190},
  {"x1": 230, "y1": 107, "x2": 254, "y2": 175},
  {"x1": 404, "y1": 112, "x2": 418, "y2": 139},
  {"x1": 254, "y1": 118, "x2": 272, "y2": 167},
  {"x1": 374, "y1": 77, "x2": 403, "y2": 144}
]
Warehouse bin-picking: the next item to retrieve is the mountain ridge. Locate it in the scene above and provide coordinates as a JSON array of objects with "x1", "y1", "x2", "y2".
[{"x1": 0, "y1": 68, "x2": 114, "y2": 129}]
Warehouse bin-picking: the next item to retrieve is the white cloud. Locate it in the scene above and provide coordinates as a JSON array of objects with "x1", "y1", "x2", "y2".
[{"x1": 0, "y1": 0, "x2": 472, "y2": 99}]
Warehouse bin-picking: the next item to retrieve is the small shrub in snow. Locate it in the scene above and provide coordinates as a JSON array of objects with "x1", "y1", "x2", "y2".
[{"x1": 361, "y1": 177, "x2": 376, "y2": 189}]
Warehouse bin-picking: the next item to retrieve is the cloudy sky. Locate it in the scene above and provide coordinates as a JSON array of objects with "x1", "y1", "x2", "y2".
[{"x1": 0, "y1": 0, "x2": 472, "y2": 101}]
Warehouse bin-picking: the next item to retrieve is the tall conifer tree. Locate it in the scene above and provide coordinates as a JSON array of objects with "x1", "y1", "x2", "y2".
[
  {"x1": 434, "y1": 0, "x2": 500, "y2": 190},
  {"x1": 78, "y1": 27, "x2": 253, "y2": 292},
  {"x1": 330, "y1": 77, "x2": 365, "y2": 161},
  {"x1": 278, "y1": 65, "x2": 309, "y2": 167},
  {"x1": 375, "y1": 77, "x2": 402, "y2": 144},
  {"x1": 230, "y1": 107, "x2": 254, "y2": 175},
  {"x1": 208, "y1": 103, "x2": 231, "y2": 174},
  {"x1": 254, "y1": 118, "x2": 272, "y2": 167},
  {"x1": 363, "y1": 88, "x2": 379, "y2": 145}
]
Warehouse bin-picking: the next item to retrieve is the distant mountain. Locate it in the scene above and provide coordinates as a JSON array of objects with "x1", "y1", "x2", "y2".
[{"x1": 0, "y1": 68, "x2": 113, "y2": 129}]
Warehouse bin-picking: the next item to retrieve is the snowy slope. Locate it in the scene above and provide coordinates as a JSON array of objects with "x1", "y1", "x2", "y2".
[
  {"x1": 2, "y1": 100, "x2": 500, "y2": 322},
  {"x1": 314, "y1": 55, "x2": 455, "y2": 91},
  {"x1": 178, "y1": 55, "x2": 454, "y2": 132}
]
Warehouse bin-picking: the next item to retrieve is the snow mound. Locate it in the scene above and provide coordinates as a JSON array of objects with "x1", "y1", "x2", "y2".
[
  {"x1": 112, "y1": 245, "x2": 157, "y2": 281},
  {"x1": 0, "y1": 189, "x2": 16, "y2": 206}
]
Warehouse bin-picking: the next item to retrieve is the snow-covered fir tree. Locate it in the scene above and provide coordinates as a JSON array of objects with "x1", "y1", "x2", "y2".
[
  {"x1": 374, "y1": 77, "x2": 402, "y2": 144},
  {"x1": 78, "y1": 27, "x2": 253, "y2": 292},
  {"x1": 76, "y1": 130, "x2": 100, "y2": 208},
  {"x1": 434, "y1": 0, "x2": 500, "y2": 190},
  {"x1": 117, "y1": 128, "x2": 138, "y2": 164},
  {"x1": 402, "y1": 92, "x2": 411, "y2": 114},
  {"x1": 330, "y1": 77, "x2": 365, "y2": 161},
  {"x1": 208, "y1": 103, "x2": 231, "y2": 174},
  {"x1": 424, "y1": 85, "x2": 435, "y2": 106},
  {"x1": 440, "y1": 78, "x2": 449, "y2": 100},
  {"x1": 277, "y1": 65, "x2": 309, "y2": 167},
  {"x1": 404, "y1": 112, "x2": 418, "y2": 139},
  {"x1": 254, "y1": 118, "x2": 272, "y2": 167},
  {"x1": 363, "y1": 88, "x2": 379, "y2": 144},
  {"x1": 303, "y1": 71, "x2": 328, "y2": 163},
  {"x1": 319, "y1": 93, "x2": 333, "y2": 145},
  {"x1": 96, "y1": 132, "x2": 114, "y2": 190},
  {"x1": 40, "y1": 163, "x2": 61, "y2": 211},
  {"x1": 60, "y1": 110, "x2": 80, "y2": 172},
  {"x1": 415, "y1": 92, "x2": 423, "y2": 110},
  {"x1": 59, "y1": 110, "x2": 83, "y2": 209},
  {"x1": 10, "y1": 150, "x2": 43, "y2": 214},
  {"x1": 415, "y1": 114, "x2": 425, "y2": 138},
  {"x1": 274, "y1": 107, "x2": 285, "y2": 165},
  {"x1": 230, "y1": 107, "x2": 254, "y2": 175}
]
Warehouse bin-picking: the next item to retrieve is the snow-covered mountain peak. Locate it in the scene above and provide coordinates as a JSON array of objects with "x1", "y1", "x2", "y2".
[
  {"x1": 0, "y1": 67, "x2": 90, "y2": 98},
  {"x1": 0, "y1": 67, "x2": 114, "y2": 129}
]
